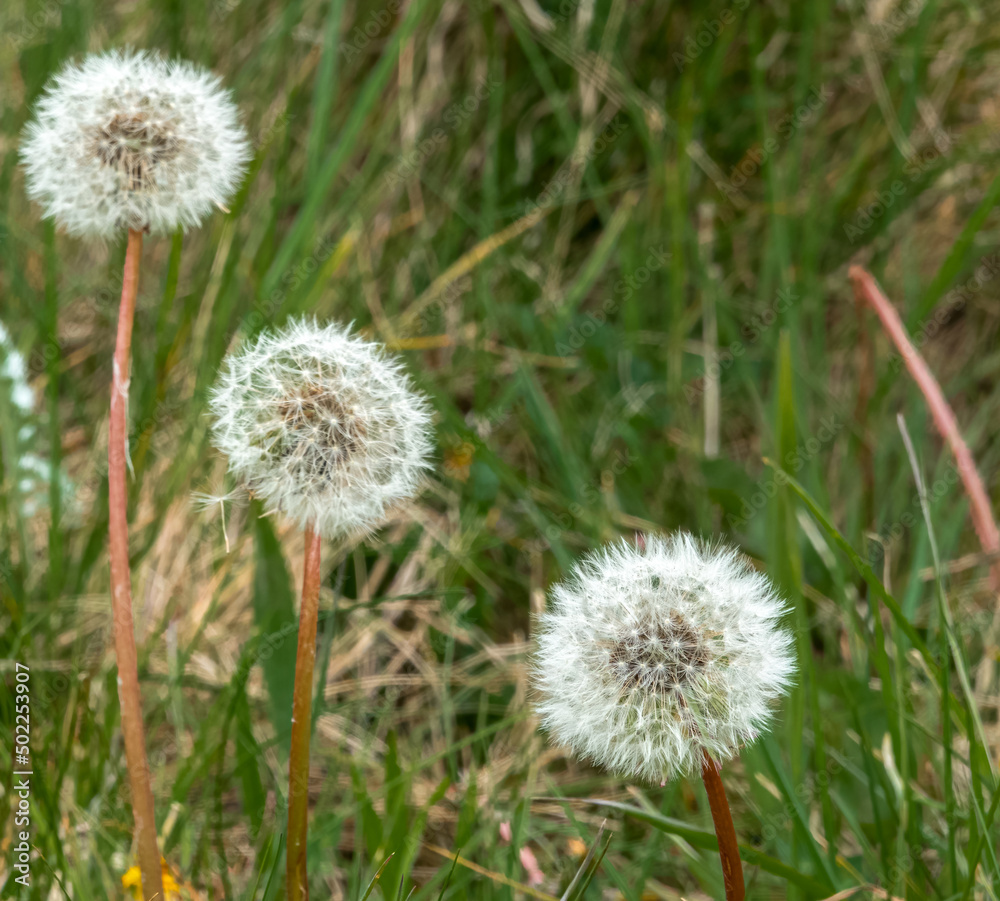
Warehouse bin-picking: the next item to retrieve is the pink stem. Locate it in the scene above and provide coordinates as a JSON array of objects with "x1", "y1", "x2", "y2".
[
  {"x1": 849, "y1": 265, "x2": 1000, "y2": 592},
  {"x1": 109, "y1": 229, "x2": 165, "y2": 899}
]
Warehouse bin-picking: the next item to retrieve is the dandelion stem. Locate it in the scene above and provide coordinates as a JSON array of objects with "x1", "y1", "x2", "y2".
[
  {"x1": 701, "y1": 751, "x2": 745, "y2": 901},
  {"x1": 287, "y1": 525, "x2": 323, "y2": 901},
  {"x1": 109, "y1": 228, "x2": 165, "y2": 901}
]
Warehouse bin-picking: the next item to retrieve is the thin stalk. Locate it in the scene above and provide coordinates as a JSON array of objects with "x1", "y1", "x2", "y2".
[
  {"x1": 849, "y1": 265, "x2": 1000, "y2": 592},
  {"x1": 701, "y1": 751, "x2": 745, "y2": 901},
  {"x1": 109, "y1": 228, "x2": 164, "y2": 900},
  {"x1": 287, "y1": 525, "x2": 323, "y2": 901}
]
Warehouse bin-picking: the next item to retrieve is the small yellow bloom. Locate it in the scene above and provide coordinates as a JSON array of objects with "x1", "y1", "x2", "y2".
[
  {"x1": 443, "y1": 441, "x2": 475, "y2": 481},
  {"x1": 121, "y1": 858, "x2": 180, "y2": 899},
  {"x1": 566, "y1": 836, "x2": 587, "y2": 857}
]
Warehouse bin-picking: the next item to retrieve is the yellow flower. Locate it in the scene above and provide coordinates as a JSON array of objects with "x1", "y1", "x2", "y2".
[{"x1": 121, "y1": 858, "x2": 181, "y2": 900}]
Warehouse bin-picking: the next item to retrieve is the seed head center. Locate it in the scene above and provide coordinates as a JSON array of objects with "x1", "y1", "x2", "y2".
[
  {"x1": 608, "y1": 614, "x2": 710, "y2": 695},
  {"x1": 93, "y1": 113, "x2": 180, "y2": 191},
  {"x1": 275, "y1": 383, "x2": 368, "y2": 474}
]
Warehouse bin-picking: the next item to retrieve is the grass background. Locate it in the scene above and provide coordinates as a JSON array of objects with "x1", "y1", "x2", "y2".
[{"x1": 1, "y1": 0, "x2": 1000, "y2": 897}]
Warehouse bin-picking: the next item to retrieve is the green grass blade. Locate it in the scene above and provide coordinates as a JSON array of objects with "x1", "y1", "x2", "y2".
[
  {"x1": 251, "y1": 506, "x2": 299, "y2": 756},
  {"x1": 550, "y1": 797, "x2": 834, "y2": 896},
  {"x1": 361, "y1": 853, "x2": 396, "y2": 901},
  {"x1": 559, "y1": 821, "x2": 611, "y2": 901}
]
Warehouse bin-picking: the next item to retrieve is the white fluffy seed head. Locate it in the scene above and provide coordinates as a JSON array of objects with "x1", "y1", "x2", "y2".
[
  {"x1": 534, "y1": 533, "x2": 796, "y2": 783},
  {"x1": 209, "y1": 319, "x2": 434, "y2": 541},
  {"x1": 20, "y1": 49, "x2": 250, "y2": 238}
]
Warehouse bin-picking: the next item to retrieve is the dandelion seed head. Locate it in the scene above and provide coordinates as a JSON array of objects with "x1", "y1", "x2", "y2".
[
  {"x1": 20, "y1": 49, "x2": 250, "y2": 238},
  {"x1": 533, "y1": 533, "x2": 796, "y2": 783},
  {"x1": 209, "y1": 319, "x2": 434, "y2": 540}
]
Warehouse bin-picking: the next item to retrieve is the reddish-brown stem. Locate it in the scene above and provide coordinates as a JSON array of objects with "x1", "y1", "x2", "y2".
[
  {"x1": 701, "y1": 751, "x2": 745, "y2": 901},
  {"x1": 109, "y1": 229, "x2": 164, "y2": 901},
  {"x1": 849, "y1": 266, "x2": 1000, "y2": 592},
  {"x1": 287, "y1": 525, "x2": 323, "y2": 901}
]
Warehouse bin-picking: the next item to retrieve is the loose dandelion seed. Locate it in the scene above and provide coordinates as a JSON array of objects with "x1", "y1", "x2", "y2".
[
  {"x1": 534, "y1": 532, "x2": 796, "y2": 901},
  {"x1": 209, "y1": 318, "x2": 434, "y2": 901},
  {"x1": 191, "y1": 486, "x2": 248, "y2": 553}
]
